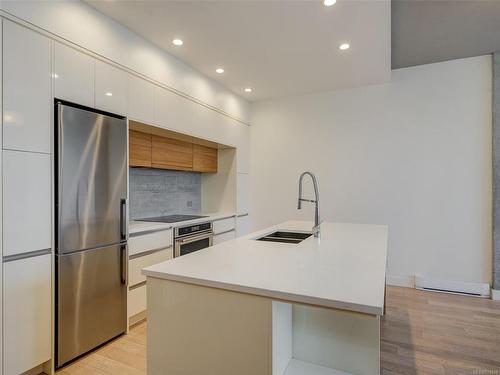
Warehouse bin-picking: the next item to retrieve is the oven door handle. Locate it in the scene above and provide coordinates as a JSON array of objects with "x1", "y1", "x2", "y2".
[{"x1": 175, "y1": 231, "x2": 213, "y2": 244}]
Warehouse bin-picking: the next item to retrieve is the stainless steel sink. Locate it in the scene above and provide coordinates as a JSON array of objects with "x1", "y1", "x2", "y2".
[{"x1": 255, "y1": 231, "x2": 313, "y2": 244}]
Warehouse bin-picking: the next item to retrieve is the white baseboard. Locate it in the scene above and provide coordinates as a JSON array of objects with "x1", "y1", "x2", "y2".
[
  {"x1": 415, "y1": 276, "x2": 490, "y2": 298},
  {"x1": 492, "y1": 289, "x2": 500, "y2": 301},
  {"x1": 385, "y1": 275, "x2": 415, "y2": 288}
]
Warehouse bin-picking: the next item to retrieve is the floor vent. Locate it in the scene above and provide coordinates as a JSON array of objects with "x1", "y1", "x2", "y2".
[{"x1": 415, "y1": 276, "x2": 490, "y2": 298}]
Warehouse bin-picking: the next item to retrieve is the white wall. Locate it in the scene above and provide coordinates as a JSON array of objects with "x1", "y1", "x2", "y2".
[
  {"x1": 0, "y1": 0, "x2": 250, "y2": 123},
  {"x1": 250, "y1": 56, "x2": 492, "y2": 285}
]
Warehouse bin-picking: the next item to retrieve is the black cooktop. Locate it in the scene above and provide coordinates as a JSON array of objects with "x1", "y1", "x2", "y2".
[{"x1": 138, "y1": 214, "x2": 208, "y2": 223}]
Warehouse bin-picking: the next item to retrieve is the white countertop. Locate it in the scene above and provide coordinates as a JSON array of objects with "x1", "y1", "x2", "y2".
[
  {"x1": 142, "y1": 220, "x2": 388, "y2": 315},
  {"x1": 129, "y1": 212, "x2": 236, "y2": 234}
]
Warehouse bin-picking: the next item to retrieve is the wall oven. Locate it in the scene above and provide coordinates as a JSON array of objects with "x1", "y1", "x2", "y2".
[{"x1": 174, "y1": 222, "x2": 213, "y2": 257}]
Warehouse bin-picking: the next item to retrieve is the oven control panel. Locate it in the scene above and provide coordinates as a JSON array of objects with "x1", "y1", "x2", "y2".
[{"x1": 176, "y1": 222, "x2": 212, "y2": 237}]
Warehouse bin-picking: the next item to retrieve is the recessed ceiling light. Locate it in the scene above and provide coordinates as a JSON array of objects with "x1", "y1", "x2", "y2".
[
  {"x1": 172, "y1": 39, "x2": 183, "y2": 46},
  {"x1": 216, "y1": 68, "x2": 225, "y2": 74},
  {"x1": 105, "y1": 92, "x2": 113, "y2": 97},
  {"x1": 244, "y1": 88, "x2": 252, "y2": 93},
  {"x1": 339, "y1": 43, "x2": 350, "y2": 50},
  {"x1": 324, "y1": 0, "x2": 336, "y2": 6}
]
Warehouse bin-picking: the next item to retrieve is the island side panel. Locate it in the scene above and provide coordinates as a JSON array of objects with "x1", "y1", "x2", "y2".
[
  {"x1": 292, "y1": 304, "x2": 380, "y2": 375},
  {"x1": 147, "y1": 277, "x2": 273, "y2": 375}
]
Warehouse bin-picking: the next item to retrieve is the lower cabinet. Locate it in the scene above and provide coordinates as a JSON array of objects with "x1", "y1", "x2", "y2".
[
  {"x1": 128, "y1": 284, "x2": 147, "y2": 321},
  {"x1": 213, "y1": 230, "x2": 236, "y2": 245},
  {"x1": 128, "y1": 247, "x2": 173, "y2": 324},
  {"x1": 3, "y1": 254, "x2": 51, "y2": 375},
  {"x1": 236, "y1": 215, "x2": 251, "y2": 237}
]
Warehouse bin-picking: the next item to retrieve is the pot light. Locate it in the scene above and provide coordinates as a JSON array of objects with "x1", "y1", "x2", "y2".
[
  {"x1": 324, "y1": 0, "x2": 336, "y2": 6},
  {"x1": 105, "y1": 92, "x2": 113, "y2": 97},
  {"x1": 172, "y1": 39, "x2": 183, "y2": 46},
  {"x1": 216, "y1": 68, "x2": 225, "y2": 74},
  {"x1": 244, "y1": 88, "x2": 252, "y2": 93},
  {"x1": 339, "y1": 43, "x2": 350, "y2": 50}
]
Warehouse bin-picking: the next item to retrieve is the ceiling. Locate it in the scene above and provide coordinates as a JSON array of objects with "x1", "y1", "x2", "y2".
[
  {"x1": 85, "y1": 0, "x2": 391, "y2": 101},
  {"x1": 392, "y1": 0, "x2": 500, "y2": 69}
]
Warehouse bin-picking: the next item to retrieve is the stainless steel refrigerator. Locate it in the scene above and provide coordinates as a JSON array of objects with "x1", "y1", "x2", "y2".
[{"x1": 55, "y1": 101, "x2": 128, "y2": 368}]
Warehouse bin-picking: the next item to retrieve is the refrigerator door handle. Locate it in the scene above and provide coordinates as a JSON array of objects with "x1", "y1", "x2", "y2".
[
  {"x1": 120, "y1": 244, "x2": 128, "y2": 285},
  {"x1": 120, "y1": 198, "x2": 128, "y2": 241}
]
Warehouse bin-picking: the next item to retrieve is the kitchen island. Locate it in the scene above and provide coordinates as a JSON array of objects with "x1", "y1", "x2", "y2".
[{"x1": 142, "y1": 220, "x2": 388, "y2": 375}]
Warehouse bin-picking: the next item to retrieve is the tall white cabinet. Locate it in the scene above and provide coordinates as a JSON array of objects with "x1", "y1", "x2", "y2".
[
  {"x1": 3, "y1": 255, "x2": 51, "y2": 375},
  {"x1": 3, "y1": 21, "x2": 51, "y2": 154},
  {"x1": 2, "y1": 20, "x2": 52, "y2": 375}
]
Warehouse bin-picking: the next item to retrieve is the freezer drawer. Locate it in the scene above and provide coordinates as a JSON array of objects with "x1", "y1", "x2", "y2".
[{"x1": 57, "y1": 244, "x2": 127, "y2": 367}]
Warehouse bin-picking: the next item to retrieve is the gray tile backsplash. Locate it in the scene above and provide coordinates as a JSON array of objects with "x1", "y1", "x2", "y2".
[{"x1": 130, "y1": 168, "x2": 201, "y2": 220}]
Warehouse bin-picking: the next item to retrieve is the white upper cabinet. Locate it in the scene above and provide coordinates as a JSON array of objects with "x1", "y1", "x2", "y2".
[
  {"x1": 237, "y1": 173, "x2": 249, "y2": 215},
  {"x1": 3, "y1": 150, "x2": 51, "y2": 257},
  {"x1": 54, "y1": 42, "x2": 94, "y2": 107},
  {"x1": 3, "y1": 21, "x2": 51, "y2": 153},
  {"x1": 3, "y1": 254, "x2": 51, "y2": 375},
  {"x1": 128, "y1": 74, "x2": 155, "y2": 124},
  {"x1": 95, "y1": 60, "x2": 127, "y2": 115}
]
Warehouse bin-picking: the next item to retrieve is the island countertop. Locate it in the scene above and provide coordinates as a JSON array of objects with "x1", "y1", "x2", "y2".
[{"x1": 142, "y1": 220, "x2": 388, "y2": 315}]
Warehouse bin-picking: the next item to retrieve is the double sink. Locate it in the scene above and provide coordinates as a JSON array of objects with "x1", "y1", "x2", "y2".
[{"x1": 255, "y1": 231, "x2": 312, "y2": 244}]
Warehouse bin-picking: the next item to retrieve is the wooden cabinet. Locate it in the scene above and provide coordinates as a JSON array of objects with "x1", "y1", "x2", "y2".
[
  {"x1": 152, "y1": 135, "x2": 193, "y2": 171},
  {"x1": 95, "y1": 60, "x2": 127, "y2": 115},
  {"x1": 2, "y1": 150, "x2": 51, "y2": 257},
  {"x1": 54, "y1": 42, "x2": 94, "y2": 107},
  {"x1": 3, "y1": 254, "x2": 51, "y2": 375},
  {"x1": 129, "y1": 130, "x2": 152, "y2": 167},
  {"x1": 193, "y1": 144, "x2": 218, "y2": 173},
  {"x1": 130, "y1": 130, "x2": 219, "y2": 172},
  {"x1": 3, "y1": 21, "x2": 51, "y2": 153}
]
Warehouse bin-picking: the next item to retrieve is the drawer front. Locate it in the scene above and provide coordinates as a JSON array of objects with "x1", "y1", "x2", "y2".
[
  {"x1": 129, "y1": 247, "x2": 173, "y2": 287},
  {"x1": 212, "y1": 217, "x2": 236, "y2": 234},
  {"x1": 129, "y1": 229, "x2": 172, "y2": 256},
  {"x1": 128, "y1": 285, "x2": 146, "y2": 318},
  {"x1": 213, "y1": 230, "x2": 236, "y2": 245}
]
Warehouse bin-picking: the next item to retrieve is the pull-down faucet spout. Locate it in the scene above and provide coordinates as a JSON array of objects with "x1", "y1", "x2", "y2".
[{"x1": 297, "y1": 171, "x2": 321, "y2": 238}]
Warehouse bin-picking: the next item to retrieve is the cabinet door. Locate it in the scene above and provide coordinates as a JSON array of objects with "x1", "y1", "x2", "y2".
[
  {"x1": 3, "y1": 254, "x2": 51, "y2": 375},
  {"x1": 129, "y1": 130, "x2": 152, "y2": 167},
  {"x1": 193, "y1": 144, "x2": 218, "y2": 173},
  {"x1": 3, "y1": 21, "x2": 51, "y2": 153},
  {"x1": 129, "y1": 248, "x2": 173, "y2": 287},
  {"x1": 128, "y1": 74, "x2": 155, "y2": 124},
  {"x1": 95, "y1": 60, "x2": 127, "y2": 115},
  {"x1": 237, "y1": 173, "x2": 249, "y2": 215},
  {"x1": 152, "y1": 135, "x2": 193, "y2": 171},
  {"x1": 213, "y1": 230, "x2": 236, "y2": 245},
  {"x1": 236, "y1": 215, "x2": 251, "y2": 237},
  {"x1": 54, "y1": 42, "x2": 94, "y2": 107},
  {"x1": 3, "y1": 150, "x2": 51, "y2": 256}
]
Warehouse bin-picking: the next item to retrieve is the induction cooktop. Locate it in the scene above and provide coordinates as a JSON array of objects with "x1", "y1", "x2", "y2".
[{"x1": 138, "y1": 214, "x2": 208, "y2": 223}]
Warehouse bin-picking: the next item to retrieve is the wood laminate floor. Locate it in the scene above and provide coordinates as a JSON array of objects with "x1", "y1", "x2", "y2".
[{"x1": 56, "y1": 286, "x2": 500, "y2": 375}]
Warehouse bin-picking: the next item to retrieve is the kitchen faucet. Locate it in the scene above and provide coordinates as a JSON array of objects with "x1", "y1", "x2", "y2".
[{"x1": 297, "y1": 171, "x2": 321, "y2": 238}]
